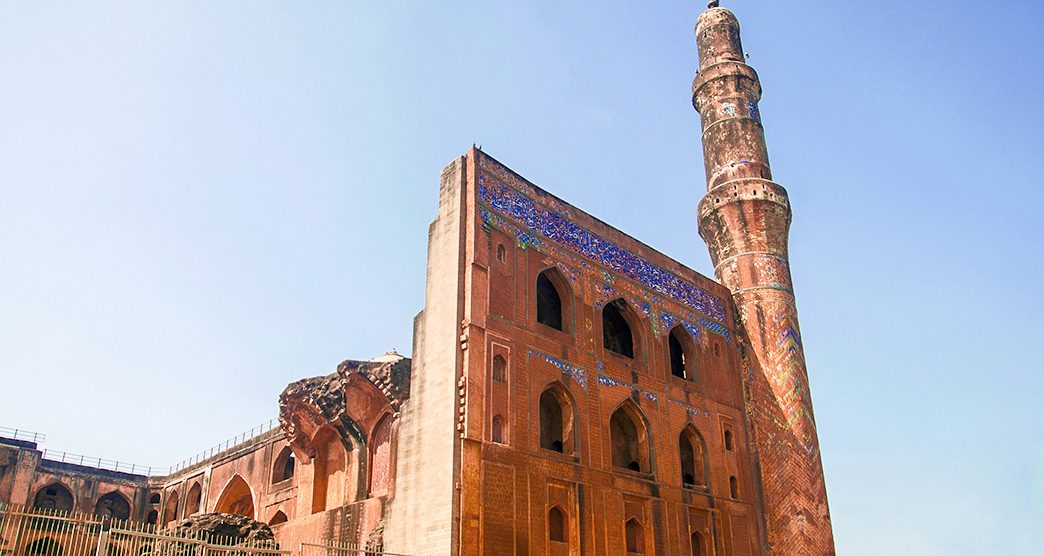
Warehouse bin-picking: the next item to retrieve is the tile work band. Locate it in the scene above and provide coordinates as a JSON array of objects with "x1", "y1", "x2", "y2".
[{"x1": 476, "y1": 159, "x2": 727, "y2": 323}]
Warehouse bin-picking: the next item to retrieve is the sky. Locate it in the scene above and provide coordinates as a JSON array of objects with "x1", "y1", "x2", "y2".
[{"x1": 1, "y1": 0, "x2": 1041, "y2": 553}]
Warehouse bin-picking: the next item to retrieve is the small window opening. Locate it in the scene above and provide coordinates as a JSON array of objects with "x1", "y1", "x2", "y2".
[
  {"x1": 269, "y1": 511, "x2": 288, "y2": 526},
  {"x1": 610, "y1": 404, "x2": 647, "y2": 473},
  {"x1": 548, "y1": 506, "x2": 567, "y2": 543},
  {"x1": 680, "y1": 428, "x2": 707, "y2": 487},
  {"x1": 539, "y1": 389, "x2": 566, "y2": 453},
  {"x1": 536, "y1": 271, "x2": 563, "y2": 331},
  {"x1": 272, "y1": 446, "x2": 296, "y2": 483},
  {"x1": 714, "y1": 343, "x2": 720, "y2": 357},
  {"x1": 149, "y1": 494, "x2": 161, "y2": 504},
  {"x1": 492, "y1": 354, "x2": 507, "y2": 382},
  {"x1": 691, "y1": 531, "x2": 705, "y2": 556},
  {"x1": 669, "y1": 328, "x2": 689, "y2": 379},
  {"x1": 603, "y1": 299, "x2": 634, "y2": 358},
  {"x1": 625, "y1": 518, "x2": 645, "y2": 554},
  {"x1": 496, "y1": 244, "x2": 506, "y2": 262},
  {"x1": 729, "y1": 476, "x2": 740, "y2": 499},
  {"x1": 491, "y1": 415, "x2": 505, "y2": 444},
  {"x1": 724, "y1": 428, "x2": 734, "y2": 451},
  {"x1": 146, "y1": 510, "x2": 157, "y2": 525}
]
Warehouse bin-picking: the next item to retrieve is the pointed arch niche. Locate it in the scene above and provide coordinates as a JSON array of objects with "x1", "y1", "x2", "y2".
[
  {"x1": 668, "y1": 326, "x2": 697, "y2": 380},
  {"x1": 539, "y1": 383, "x2": 577, "y2": 456},
  {"x1": 311, "y1": 426, "x2": 347, "y2": 513},
  {"x1": 94, "y1": 491, "x2": 130, "y2": 520},
  {"x1": 33, "y1": 483, "x2": 73, "y2": 512},
  {"x1": 368, "y1": 414, "x2": 393, "y2": 497},
  {"x1": 603, "y1": 298, "x2": 641, "y2": 358},
  {"x1": 536, "y1": 267, "x2": 572, "y2": 333},
  {"x1": 679, "y1": 426, "x2": 709, "y2": 488},
  {"x1": 214, "y1": 475, "x2": 254, "y2": 519},
  {"x1": 610, "y1": 401, "x2": 652, "y2": 473}
]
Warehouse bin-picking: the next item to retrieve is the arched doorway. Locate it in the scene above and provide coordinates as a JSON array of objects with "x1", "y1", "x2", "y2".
[{"x1": 214, "y1": 475, "x2": 254, "y2": 519}]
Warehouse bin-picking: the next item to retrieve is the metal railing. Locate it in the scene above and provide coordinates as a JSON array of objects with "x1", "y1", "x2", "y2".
[
  {"x1": 301, "y1": 542, "x2": 411, "y2": 556},
  {"x1": 167, "y1": 419, "x2": 280, "y2": 475},
  {"x1": 40, "y1": 449, "x2": 155, "y2": 476},
  {"x1": 0, "y1": 504, "x2": 290, "y2": 556},
  {"x1": 0, "y1": 426, "x2": 46, "y2": 444}
]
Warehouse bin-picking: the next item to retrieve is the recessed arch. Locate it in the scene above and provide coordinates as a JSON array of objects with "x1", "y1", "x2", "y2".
[
  {"x1": 669, "y1": 326, "x2": 696, "y2": 380},
  {"x1": 536, "y1": 267, "x2": 571, "y2": 332},
  {"x1": 162, "y1": 490, "x2": 179, "y2": 526},
  {"x1": 548, "y1": 505, "x2": 567, "y2": 543},
  {"x1": 691, "y1": 530, "x2": 706, "y2": 556},
  {"x1": 33, "y1": 482, "x2": 74, "y2": 512},
  {"x1": 148, "y1": 493, "x2": 161, "y2": 505},
  {"x1": 272, "y1": 446, "x2": 296, "y2": 484},
  {"x1": 624, "y1": 518, "x2": 645, "y2": 554},
  {"x1": 491, "y1": 415, "x2": 506, "y2": 444},
  {"x1": 185, "y1": 481, "x2": 202, "y2": 516},
  {"x1": 146, "y1": 510, "x2": 157, "y2": 525},
  {"x1": 603, "y1": 298, "x2": 639, "y2": 358},
  {"x1": 679, "y1": 425, "x2": 708, "y2": 488},
  {"x1": 268, "y1": 510, "x2": 288, "y2": 526},
  {"x1": 368, "y1": 413, "x2": 393, "y2": 497},
  {"x1": 94, "y1": 491, "x2": 131, "y2": 521},
  {"x1": 539, "y1": 382, "x2": 577, "y2": 455},
  {"x1": 311, "y1": 425, "x2": 347, "y2": 513},
  {"x1": 492, "y1": 354, "x2": 508, "y2": 382},
  {"x1": 610, "y1": 400, "x2": 652, "y2": 473},
  {"x1": 729, "y1": 475, "x2": 740, "y2": 499},
  {"x1": 214, "y1": 475, "x2": 255, "y2": 519}
]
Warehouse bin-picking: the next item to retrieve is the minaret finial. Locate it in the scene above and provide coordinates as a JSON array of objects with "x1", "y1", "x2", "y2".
[{"x1": 707, "y1": 1, "x2": 720, "y2": 8}]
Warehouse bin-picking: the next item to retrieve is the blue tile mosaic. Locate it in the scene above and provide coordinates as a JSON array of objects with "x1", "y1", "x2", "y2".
[
  {"x1": 477, "y1": 163, "x2": 727, "y2": 323},
  {"x1": 700, "y1": 318, "x2": 732, "y2": 344},
  {"x1": 528, "y1": 349, "x2": 587, "y2": 388},
  {"x1": 596, "y1": 373, "x2": 659, "y2": 403},
  {"x1": 667, "y1": 397, "x2": 711, "y2": 418}
]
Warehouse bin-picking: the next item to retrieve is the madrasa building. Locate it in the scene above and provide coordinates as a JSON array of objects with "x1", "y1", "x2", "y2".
[{"x1": 0, "y1": 4, "x2": 835, "y2": 555}]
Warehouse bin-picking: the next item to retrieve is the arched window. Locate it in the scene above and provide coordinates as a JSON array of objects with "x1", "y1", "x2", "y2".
[
  {"x1": 214, "y1": 475, "x2": 255, "y2": 519},
  {"x1": 496, "y1": 244, "x2": 506, "y2": 262},
  {"x1": 679, "y1": 427, "x2": 708, "y2": 487},
  {"x1": 146, "y1": 510, "x2": 158, "y2": 525},
  {"x1": 185, "y1": 482, "x2": 202, "y2": 515},
  {"x1": 603, "y1": 299, "x2": 635, "y2": 358},
  {"x1": 625, "y1": 518, "x2": 645, "y2": 554},
  {"x1": 729, "y1": 476, "x2": 740, "y2": 499},
  {"x1": 539, "y1": 385, "x2": 574, "y2": 455},
  {"x1": 536, "y1": 270, "x2": 564, "y2": 331},
  {"x1": 669, "y1": 326, "x2": 694, "y2": 379},
  {"x1": 311, "y1": 426, "x2": 347, "y2": 514},
  {"x1": 492, "y1": 354, "x2": 507, "y2": 382},
  {"x1": 691, "y1": 531, "x2": 705, "y2": 556},
  {"x1": 610, "y1": 402, "x2": 650, "y2": 473},
  {"x1": 491, "y1": 415, "x2": 505, "y2": 444},
  {"x1": 94, "y1": 492, "x2": 131, "y2": 521},
  {"x1": 34, "y1": 483, "x2": 73, "y2": 512},
  {"x1": 272, "y1": 446, "x2": 296, "y2": 484},
  {"x1": 548, "y1": 506, "x2": 567, "y2": 543},
  {"x1": 269, "y1": 511, "x2": 288, "y2": 526},
  {"x1": 162, "y1": 491, "x2": 178, "y2": 526},
  {"x1": 148, "y1": 493, "x2": 161, "y2": 504},
  {"x1": 724, "y1": 428, "x2": 734, "y2": 451},
  {"x1": 369, "y1": 414, "x2": 393, "y2": 497}
]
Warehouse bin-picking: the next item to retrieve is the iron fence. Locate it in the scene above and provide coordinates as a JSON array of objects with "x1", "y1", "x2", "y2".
[
  {"x1": 0, "y1": 428, "x2": 46, "y2": 444},
  {"x1": 0, "y1": 505, "x2": 410, "y2": 556}
]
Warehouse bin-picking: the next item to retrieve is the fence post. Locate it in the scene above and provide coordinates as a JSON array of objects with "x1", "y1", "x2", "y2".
[{"x1": 96, "y1": 516, "x2": 111, "y2": 556}]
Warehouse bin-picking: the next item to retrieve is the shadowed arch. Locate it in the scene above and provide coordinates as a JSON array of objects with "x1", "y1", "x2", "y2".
[
  {"x1": 272, "y1": 446, "x2": 296, "y2": 484},
  {"x1": 669, "y1": 325, "x2": 697, "y2": 380},
  {"x1": 94, "y1": 491, "x2": 131, "y2": 520},
  {"x1": 162, "y1": 489, "x2": 178, "y2": 526},
  {"x1": 33, "y1": 483, "x2": 73, "y2": 512},
  {"x1": 185, "y1": 481, "x2": 202, "y2": 515},
  {"x1": 539, "y1": 381, "x2": 578, "y2": 455},
  {"x1": 680, "y1": 425, "x2": 709, "y2": 488},
  {"x1": 603, "y1": 298, "x2": 641, "y2": 358},
  {"x1": 610, "y1": 399, "x2": 653, "y2": 473},
  {"x1": 268, "y1": 511, "x2": 288, "y2": 526},
  {"x1": 536, "y1": 267, "x2": 572, "y2": 332},
  {"x1": 214, "y1": 475, "x2": 254, "y2": 519},
  {"x1": 311, "y1": 426, "x2": 347, "y2": 513}
]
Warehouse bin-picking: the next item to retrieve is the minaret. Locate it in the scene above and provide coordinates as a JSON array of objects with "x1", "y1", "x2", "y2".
[{"x1": 692, "y1": 3, "x2": 835, "y2": 555}]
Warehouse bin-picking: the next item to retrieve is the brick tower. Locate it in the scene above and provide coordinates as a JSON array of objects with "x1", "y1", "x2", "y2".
[{"x1": 692, "y1": 3, "x2": 835, "y2": 554}]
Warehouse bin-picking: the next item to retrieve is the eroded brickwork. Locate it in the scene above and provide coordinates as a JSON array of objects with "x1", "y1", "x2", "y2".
[{"x1": 693, "y1": 6, "x2": 835, "y2": 555}]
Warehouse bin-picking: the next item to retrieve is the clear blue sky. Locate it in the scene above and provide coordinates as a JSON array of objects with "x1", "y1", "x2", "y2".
[{"x1": 1, "y1": 1, "x2": 1040, "y2": 553}]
